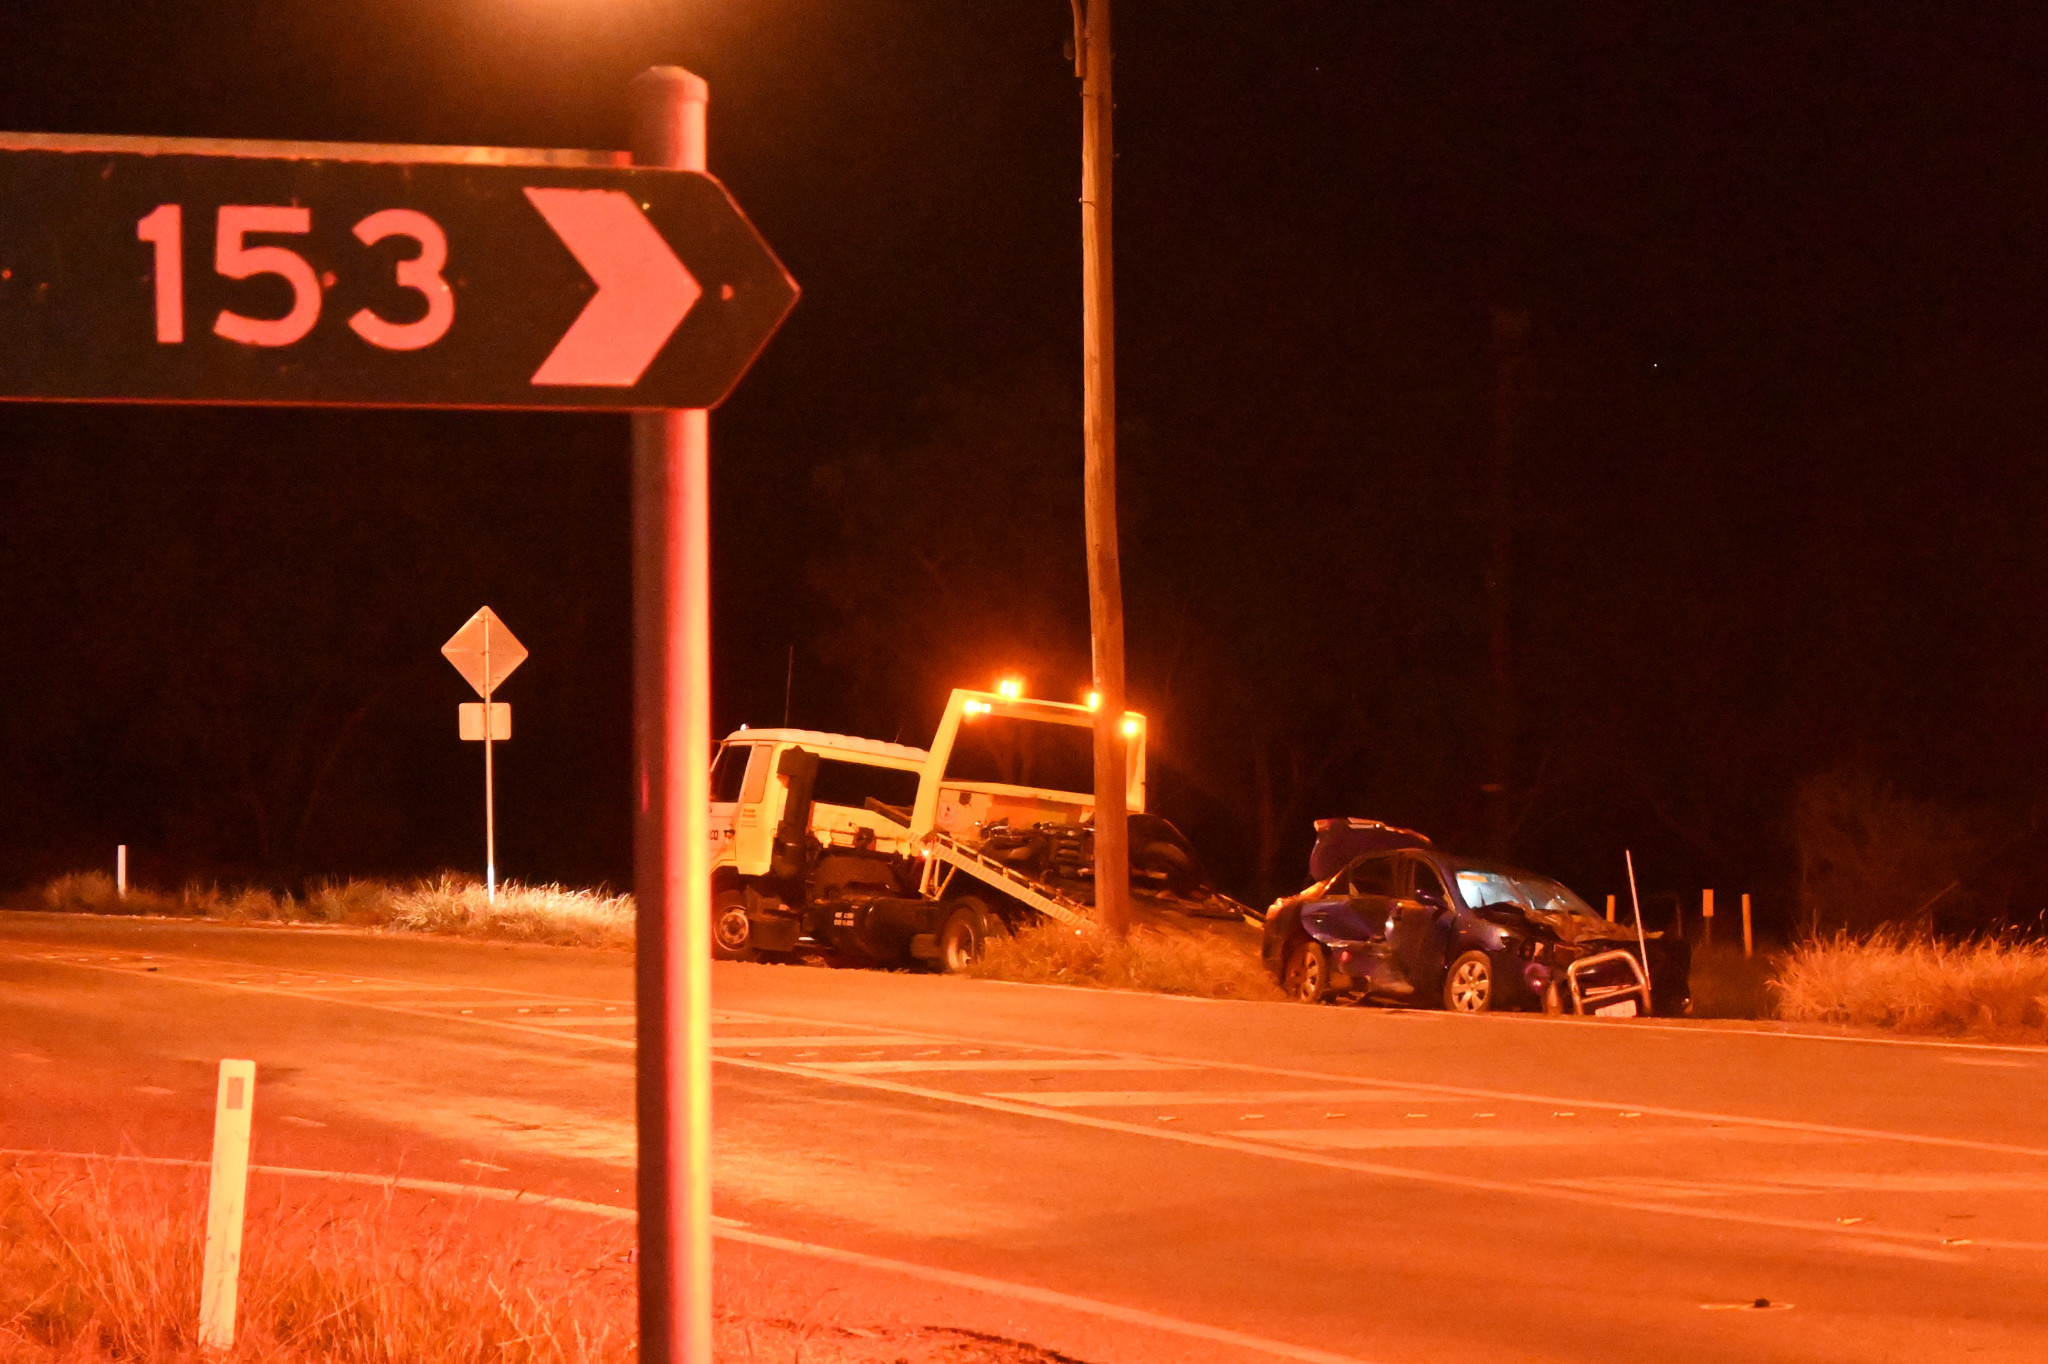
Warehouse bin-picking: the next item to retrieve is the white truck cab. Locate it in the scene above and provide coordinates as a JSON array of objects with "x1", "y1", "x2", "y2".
[{"x1": 708, "y1": 727, "x2": 929, "y2": 877}]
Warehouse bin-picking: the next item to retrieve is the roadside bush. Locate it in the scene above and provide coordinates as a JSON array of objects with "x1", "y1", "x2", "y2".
[
  {"x1": 26, "y1": 871, "x2": 635, "y2": 950},
  {"x1": 1772, "y1": 932, "x2": 2048, "y2": 1041},
  {"x1": 385, "y1": 875, "x2": 636, "y2": 949},
  {"x1": 969, "y1": 918, "x2": 1281, "y2": 1001},
  {"x1": 38, "y1": 871, "x2": 179, "y2": 917}
]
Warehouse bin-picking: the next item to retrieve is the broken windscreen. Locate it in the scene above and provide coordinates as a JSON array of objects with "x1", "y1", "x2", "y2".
[
  {"x1": 1453, "y1": 865, "x2": 1603, "y2": 920},
  {"x1": 944, "y1": 715, "x2": 1094, "y2": 796}
]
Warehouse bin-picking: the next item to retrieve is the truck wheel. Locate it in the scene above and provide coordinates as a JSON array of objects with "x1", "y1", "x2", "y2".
[
  {"x1": 1443, "y1": 950, "x2": 1497, "y2": 1012},
  {"x1": 712, "y1": 889, "x2": 758, "y2": 962},
  {"x1": 1282, "y1": 939, "x2": 1333, "y2": 1004},
  {"x1": 937, "y1": 896, "x2": 996, "y2": 973}
]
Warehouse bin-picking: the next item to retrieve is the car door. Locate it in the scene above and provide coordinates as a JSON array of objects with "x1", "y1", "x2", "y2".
[
  {"x1": 1309, "y1": 853, "x2": 1400, "y2": 946},
  {"x1": 1386, "y1": 857, "x2": 1453, "y2": 992}
]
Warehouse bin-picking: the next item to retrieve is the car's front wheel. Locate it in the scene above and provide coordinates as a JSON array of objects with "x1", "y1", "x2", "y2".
[
  {"x1": 1442, "y1": 950, "x2": 1497, "y2": 1012},
  {"x1": 1282, "y1": 939, "x2": 1333, "y2": 1004}
]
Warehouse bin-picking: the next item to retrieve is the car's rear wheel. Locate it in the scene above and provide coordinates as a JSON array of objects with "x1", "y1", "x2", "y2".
[
  {"x1": 937, "y1": 895, "x2": 999, "y2": 973},
  {"x1": 713, "y1": 888, "x2": 758, "y2": 962},
  {"x1": 1282, "y1": 939, "x2": 1333, "y2": 1004},
  {"x1": 1443, "y1": 950, "x2": 1497, "y2": 1012}
]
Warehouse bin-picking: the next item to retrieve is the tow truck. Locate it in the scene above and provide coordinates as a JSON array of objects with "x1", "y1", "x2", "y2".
[{"x1": 707, "y1": 685, "x2": 1247, "y2": 971}]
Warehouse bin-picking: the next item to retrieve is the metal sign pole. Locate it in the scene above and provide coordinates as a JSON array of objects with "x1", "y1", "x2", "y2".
[
  {"x1": 482, "y1": 611, "x2": 496, "y2": 902},
  {"x1": 631, "y1": 65, "x2": 714, "y2": 1364}
]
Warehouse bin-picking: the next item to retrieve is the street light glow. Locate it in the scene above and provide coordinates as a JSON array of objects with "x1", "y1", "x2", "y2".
[{"x1": 997, "y1": 677, "x2": 1024, "y2": 700}]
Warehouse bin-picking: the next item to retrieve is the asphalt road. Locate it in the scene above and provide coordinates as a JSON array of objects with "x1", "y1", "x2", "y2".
[{"x1": 5, "y1": 912, "x2": 2046, "y2": 1364}]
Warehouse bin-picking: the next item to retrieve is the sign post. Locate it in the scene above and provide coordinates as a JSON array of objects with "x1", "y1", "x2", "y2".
[
  {"x1": 1, "y1": 85, "x2": 796, "y2": 1364},
  {"x1": 629, "y1": 67, "x2": 715, "y2": 1364},
  {"x1": 442, "y1": 606, "x2": 527, "y2": 901}
]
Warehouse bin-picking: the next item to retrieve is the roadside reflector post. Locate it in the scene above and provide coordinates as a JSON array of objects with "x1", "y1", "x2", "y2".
[
  {"x1": 1604, "y1": 893, "x2": 1615, "y2": 923},
  {"x1": 1742, "y1": 893, "x2": 1754, "y2": 958},
  {"x1": 1701, "y1": 888, "x2": 1714, "y2": 948},
  {"x1": 630, "y1": 65, "x2": 715, "y2": 1364},
  {"x1": 116, "y1": 844, "x2": 127, "y2": 898},
  {"x1": 198, "y1": 1059, "x2": 256, "y2": 1351}
]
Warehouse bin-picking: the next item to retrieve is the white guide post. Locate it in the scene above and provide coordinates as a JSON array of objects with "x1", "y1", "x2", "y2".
[
  {"x1": 198, "y1": 1058, "x2": 256, "y2": 1351},
  {"x1": 1702, "y1": 887, "x2": 1714, "y2": 948},
  {"x1": 116, "y1": 844, "x2": 127, "y2": 898},
  {"x1": 1742, "y1": 893, "x2": 1754, "y2": 958}
]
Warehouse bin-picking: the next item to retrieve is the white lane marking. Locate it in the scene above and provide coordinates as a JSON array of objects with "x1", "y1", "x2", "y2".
[
  {"x1": 1236, "y1": 1125, "x2": 1850, "y2": 1151},
  {"x1": 1548, "y1": 1177, "x2": 1796, "y2": 1200},
  {"x1": 718, "y1": 1225, "x2": 1381, "y2": 1364},
  {"x1": 726, "y1": 1005, "x2": 2048, "y2": 1161},
  {"x1": 1429, "y1": 1006, "x2": 2048, "y2": 1056},
  {"x1": 500, "y1": 1016, "x2": 637, "y2": 1028},
  {"x1": 710, "y1": 1035, "x2": 935, "y2": 1048},
  {"x1": 7, "y1": 1147, "x2": 1369, "y2": 1364},
  {"x1": 1, "y1": 1148, "x2": 660, "y2": 1224},
  {"x1": 7, "y1": 953, "x2": 638, "y2": 1054},
  {"x1": 988, "y1": 1089, "x2": 1429, "y2": 1108},
  {"x1": 24, "y1": 948, "x2": 2041, "y2": 1160},
  {"x1": 718, "y1": 1055, "x2": 2034, "y2": 1257},
  {"x1": 1942, "y1": 1057, "x2": 2031, "y2": 1069},
  {"x1": 959, "y1": 965, "x2": 2048, "y2": 1055},
  {"x1": 795, "y1": 1058, "x2": 1196, "y2": 1075},
  {"x1": 3, "y1": 943, "x2": 632, "y2": 1008}
]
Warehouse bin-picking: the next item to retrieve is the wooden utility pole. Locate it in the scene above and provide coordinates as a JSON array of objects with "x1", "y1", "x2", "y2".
[
  {"x1": 1483, "y1": 308, "x2": 1529, "y2": 858},
  {"x1": 1074, "y1": 0, "x2": 1130, "y2": 933}
]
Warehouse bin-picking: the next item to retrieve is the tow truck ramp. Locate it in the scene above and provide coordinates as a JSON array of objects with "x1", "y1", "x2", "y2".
[{"x1": 922, "y1": 829, "x2": 1094, "y2": 929}]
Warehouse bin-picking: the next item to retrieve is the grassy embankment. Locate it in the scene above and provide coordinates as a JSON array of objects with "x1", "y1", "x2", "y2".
[
  {"x1": 1772, "y1": 932, "x2": 2048, "y2": 1042},
  {"x1": 967, "y1": 917, "x2": 1284, "y2": 1001},
  {"x1": 27, "y1": 871, "x2": 633, "y2": 950},
  {"x1": 0, "y1": 1158, "x2": 1056, "y2": 1364}
]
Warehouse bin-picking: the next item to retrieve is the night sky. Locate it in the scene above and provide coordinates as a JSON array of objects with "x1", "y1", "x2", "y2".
[{"x1": 6, "y1": 3, "x2": 2048, "y2": 928}]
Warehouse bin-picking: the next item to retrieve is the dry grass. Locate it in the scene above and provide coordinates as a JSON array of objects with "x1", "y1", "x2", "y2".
[
  {"x1": 379, "y1": 877, "x2": 634, "y2": 950},
  {"x1": 0, "y1": 1159, "x2": 1089, "y2": 1364},
  {"x1": 30, "y1": 873, "x2": 634, "y2": 951},
  {"x1": 1771, "y1": 932, "x2": 2048, "y2": 1041},
  {"x1": 968, "y1": 918, "x2": 1281, "y2": 1001},
  {"x1": 0, "y1": 1158, "x2": 636, "y2": 1363}
]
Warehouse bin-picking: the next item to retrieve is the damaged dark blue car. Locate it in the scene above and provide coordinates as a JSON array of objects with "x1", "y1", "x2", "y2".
[{"x1": 1261, "y1": 819, "x2": 1690, "y2": 1015}]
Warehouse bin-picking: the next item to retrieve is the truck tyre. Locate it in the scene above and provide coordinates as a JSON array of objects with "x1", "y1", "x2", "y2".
[
  {"x1": 937, "y1": 896, "x2": 996, "y2": 973},
  {"x1": 712, "y1": 888, "x2": 758, "y2": 962},
  {"x1": 1282, "y1": 939, "x2": 1333, "y2": 1004}
]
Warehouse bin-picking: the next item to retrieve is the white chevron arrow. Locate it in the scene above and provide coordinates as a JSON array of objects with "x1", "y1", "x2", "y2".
[{"x1": 524, "y1": 187, "x2": 703, "y2": 387}]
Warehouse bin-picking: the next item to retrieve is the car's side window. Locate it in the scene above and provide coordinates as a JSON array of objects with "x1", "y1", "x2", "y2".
[
  {"x1": 1410, "y1": 860, "x2": 1448, "y2": 904},
  {"x1": 1345, "y1": 856, "x2": 1399, "y2": 897}
]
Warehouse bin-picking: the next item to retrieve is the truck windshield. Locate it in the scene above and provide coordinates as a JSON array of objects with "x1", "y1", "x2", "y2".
[{"x1": 945, "y1": 716, "x2": 1093, "y2": 796}]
